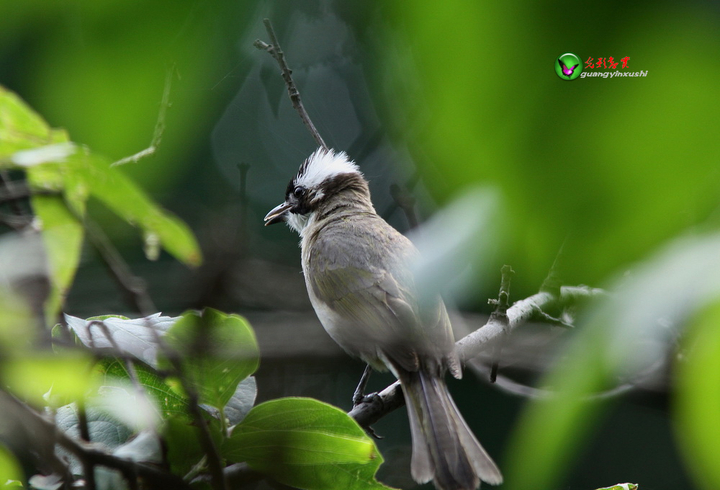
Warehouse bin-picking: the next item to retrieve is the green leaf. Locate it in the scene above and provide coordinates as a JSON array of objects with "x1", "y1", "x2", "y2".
[
  {"x1": 65, "y1": 150, "x2": 201, "y2": 267},
  {"x1": 98, "y1": 358, "x2": 188, "y2": 419},
  {"x1": 676, "y1": 300, "x2": 720, "y2": 490},
  {"x1": 29, "y1": 195, "x2": 84, "y2": 323},
  {"x1": 0, "y1": 85, "x2": 67, "y2": 160},
  {"x1": 0, "y1": 444, "x2": 23, "y2": 484},
  {"x1": 223, "y1": 398, "x2": 393, "y2": 490},
  {"x1": 163, "y1": 414, "x2": 223, "y2": 477},
  {"x1": 161, "y1": 309, "x2": 259, "y2": 409},
  {"x1": 0, "y1": 284, "x2": 35, "y2": 352},
  {"x1": 3, "y1": 352, "x2": 98, "y2": 407}
]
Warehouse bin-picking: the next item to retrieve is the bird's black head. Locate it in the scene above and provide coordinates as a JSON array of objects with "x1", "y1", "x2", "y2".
[{"x1": 264, "y1": 148, "x2": 367, "y2": 233}]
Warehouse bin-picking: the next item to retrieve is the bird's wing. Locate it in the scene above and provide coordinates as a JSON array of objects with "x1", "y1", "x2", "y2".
[{"x1": 306, "y1": 218, "x2": 455, "y2": 373}]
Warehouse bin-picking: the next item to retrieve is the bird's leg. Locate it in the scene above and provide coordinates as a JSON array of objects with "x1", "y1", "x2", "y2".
[{"x1": 352, "y1": 364, "x2": 373, "y2": 407}]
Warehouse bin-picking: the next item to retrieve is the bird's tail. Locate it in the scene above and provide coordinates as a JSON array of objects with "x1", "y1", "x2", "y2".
[{"x1": 399, "y1": 370, "x2": 503, "y2": 490}]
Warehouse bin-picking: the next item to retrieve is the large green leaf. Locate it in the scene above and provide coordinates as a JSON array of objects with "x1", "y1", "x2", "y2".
[
  {"x1": 223, "y1": 398, "x2": 393, "y2": 490},
  {"x1": 161, "y1": 309, "x2": 259, "y2": 409},
  {"x1": 62, "y1": 149, "x2": 201, "y2": 267}
]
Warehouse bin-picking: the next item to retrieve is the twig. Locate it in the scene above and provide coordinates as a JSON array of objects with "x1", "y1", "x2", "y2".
[
  {"x1": 0, "y1": 171, "x2": 34, "y2": 230},
  {"x1": 144, "y1": 318, "x2": 228, "y2": 490},
  {"x1": 540, "y1": 239, "x2": 567, "y2": 296},
  {"x1": 348, "y1": 285, "x2": 606, "y2": 427},
  {"x1": 0, "y1": 170, "x2": 25, "y2": 216},
  {"x1": 466, "y1": 354, "x2": 664, "y2": 401},
  {"x1": 77, "y1": 403, "x2": 97, "y2": 490},
  {"x1": 382, "y1": 171, "x2": 421, "y2": 222},
  {"x1": 87, "y1": 320, "x2": 149, "y2": 396},
  {"x1": 83, "y1": 218, "x2": 156, "y2": 315},
  {"x1": 530, "y1": 303, "x2": 575, "y2": 329},
  {"x1": 254, "y1": 18, "x2": 328, "y2": 150},
  {"x1": 0, "y1": 180, "x2": 57, "y2": 205},
  {"x1": 389, "y1": 183, "x2": 418, "y2": 229},
  {"x1": 487, "y1": 265, "x2": 514, "y2": 382},
  {"x1": 0, "y1": 391, "x2": 192, "y2": 490},
  {"x1": 111, "y1": 65, "x2": 176, "y2": 167}
]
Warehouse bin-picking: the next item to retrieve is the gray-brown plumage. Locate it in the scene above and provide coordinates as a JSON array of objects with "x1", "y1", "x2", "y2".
[{"x1": 264, "y1": 148, "x2": 502, "y2": 490}]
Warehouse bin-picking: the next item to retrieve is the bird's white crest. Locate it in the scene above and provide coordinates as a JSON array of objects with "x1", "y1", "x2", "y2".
[{"x1": 294, "y1": 148, "x2": 361, "y2": 190}]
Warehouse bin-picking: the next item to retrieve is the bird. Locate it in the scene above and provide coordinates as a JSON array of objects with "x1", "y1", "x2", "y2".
[
  {"x1": 558, "y1": 58, "x2": 579, "y2": 77},
  {"x1": 264, "y1": 148, "x2": 503, "y2": 490}
]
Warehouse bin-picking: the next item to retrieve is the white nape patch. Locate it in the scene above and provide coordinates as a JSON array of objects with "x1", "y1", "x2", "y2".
[{"x1": 295, "y1": 148, "x2": 361, "y2": 190}]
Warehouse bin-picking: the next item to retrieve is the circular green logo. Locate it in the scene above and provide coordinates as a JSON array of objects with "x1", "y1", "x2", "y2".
[{"x1": 555, "y1": 53, "x2": 582, "y2": 80}]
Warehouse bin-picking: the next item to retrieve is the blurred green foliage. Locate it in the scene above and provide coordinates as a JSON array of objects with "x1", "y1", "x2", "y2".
[
  {"x1": 1, "y1": 1, "x2": 719, "y2": 489},
  {"x1": 676, "y1": 300, "x2": 720, "y2": 490},
  {"x1": 0, "y1": 86, "x2": 202, "y2": 321},
  {"x1": 385, "y1": 2, "x2": 720, "y2": 291}
]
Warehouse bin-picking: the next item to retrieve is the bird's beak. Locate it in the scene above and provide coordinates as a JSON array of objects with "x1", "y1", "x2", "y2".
[{"x1": 264, "y1": 202, "x2": 292, "y2": 226}]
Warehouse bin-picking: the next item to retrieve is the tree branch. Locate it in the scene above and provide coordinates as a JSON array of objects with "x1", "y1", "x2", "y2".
[
  {"x1": 0, "y1": 391, "x2": 192, "y2": 490},
  {"x1": 348, "y1": 285, "x2": 606, "y2": 427},
  {"x1": 254, "y1": 18, "x2": 328, "y2": 151}
]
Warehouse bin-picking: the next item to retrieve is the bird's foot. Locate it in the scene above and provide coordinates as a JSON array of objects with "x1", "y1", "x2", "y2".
[{"x1": 352, "y1": 365, "x2": 373, "y2": 406}]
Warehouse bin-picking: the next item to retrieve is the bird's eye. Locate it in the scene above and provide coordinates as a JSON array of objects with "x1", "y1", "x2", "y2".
[{"x1": 293, "y1": 186, "x2": 306, "y2": 198}]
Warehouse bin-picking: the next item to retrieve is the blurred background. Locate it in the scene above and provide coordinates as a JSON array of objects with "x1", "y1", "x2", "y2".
[{"x1": 2, "y1": 0, "x2": 720, "y2": 488}]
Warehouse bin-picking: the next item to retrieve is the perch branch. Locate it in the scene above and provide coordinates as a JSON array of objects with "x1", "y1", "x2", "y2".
[
  {"x1": 349, "y1": 285, "x2": 605, "y2": 427},
  {"x1": 254, "y1": 18, "x2": 328, "y2": 150}
]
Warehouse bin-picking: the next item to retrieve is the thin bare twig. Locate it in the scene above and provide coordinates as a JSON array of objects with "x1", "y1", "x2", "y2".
[
  {"x1": 382, "y1": 171, "x2": 421, "y2": 223},
  {"x1": 76, "y1": 403, "x2": 97, "y2": 490},
  {"x1": 488, "y1": 265, "x2": 514, "y2": 382},
  {"x1": 0, "y1": 171, "x2": 34, "y2": 230},
  {"x1": 254, "y1": 18, "x2": 328, "y2": 150},
  {"x1": 112, "y1": 65, "x2": 177, "y2": 167},
  {"x1": 389, "y1": 183, "x2": 418, "y2": 229},
  {"x1": 82, "y1": 218, "x2": 156, "y2": 315}
]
